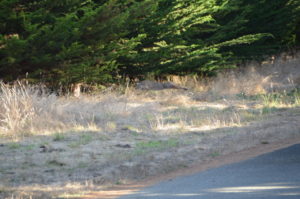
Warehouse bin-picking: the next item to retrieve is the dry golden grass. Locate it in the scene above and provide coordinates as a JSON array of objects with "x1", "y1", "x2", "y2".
[
  {"x1": 1, "y1": 54, "x2": 300, "y2": 139},
  {"x1": 0, "y1": 52, "x2": 299, "y2": 198}
]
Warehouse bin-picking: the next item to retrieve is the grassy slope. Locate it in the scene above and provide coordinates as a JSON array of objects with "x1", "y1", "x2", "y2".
[{"x1": 0, "y1": 53, "x2": 300, "y2": 198}]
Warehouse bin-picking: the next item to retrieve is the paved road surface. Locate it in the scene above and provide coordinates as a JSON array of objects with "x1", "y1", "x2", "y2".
[{"x1": 119, "y1": 144, "x2": 300, "y2": 199}]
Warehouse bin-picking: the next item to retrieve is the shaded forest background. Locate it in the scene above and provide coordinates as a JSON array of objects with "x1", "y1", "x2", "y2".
[{"x1": 1, "y1": 0, "x2": 300, "y2": 88}]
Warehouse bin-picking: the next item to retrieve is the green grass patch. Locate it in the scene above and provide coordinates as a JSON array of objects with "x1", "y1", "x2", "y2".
[
  {"x1": 8, "y1": 143, "x2": 21, "y2": 149},
  {"x1": 23, "y1": 144, "x2": 35, "y2": 151},
  {"x1": 77, "y1": 162, "x2": 88, "y2": 168},
  {"x1": 261, "y1": 93, "x2": 283, "y2": 107},
  {"x1": 134, "y1": 139, "x2": 179, "y2": 155},
  {"x1": 260, "y1": 90, "x2": 300, "y2": 107},
  {"x1": 53, "y1": 133, "x2": 65, "y2": 141},
  {"x1": 79, "y1": 134, "x2": 93, "y2": 145},
  {"x1": 261, "y1": 106, "x2": 278, "y2": 114},
  {"x1": 7, "y1": 142, "x2": 36, "y2": 151},
  {"x1": 68, "y1": 142, "x2": 81, "y2": 148},
  {"x1": 209, "y1": 152, "x2": 220, "y2": 157},
  {"x1": 68, "y1": 134, "x2": 93, "y2": 148},
  {"x1": 236, "y1": 90, "x2": 300, "y2": 108}
]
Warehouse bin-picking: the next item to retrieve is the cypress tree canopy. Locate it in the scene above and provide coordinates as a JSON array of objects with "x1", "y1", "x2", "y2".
[{"x1": 0, "y1": 0, "x2": 299, "y2": 86}]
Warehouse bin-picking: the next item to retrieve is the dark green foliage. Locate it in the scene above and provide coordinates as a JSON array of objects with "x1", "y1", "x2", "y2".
[{"x1": 0, "y1": 0, "x2": 299, "y2": 87}]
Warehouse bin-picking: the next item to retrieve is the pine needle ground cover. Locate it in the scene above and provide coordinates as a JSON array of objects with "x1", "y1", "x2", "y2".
[{"x1": 0, "y1": 55, "x2": 300, "y2": 198}]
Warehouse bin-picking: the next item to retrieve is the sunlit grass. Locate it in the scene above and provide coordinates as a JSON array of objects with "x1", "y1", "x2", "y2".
[
  {"x1": 260, "y1": 90, "x2": 300, "y2": 108},
  {"x1": 1, "y1": 79, "x2": 299, "y2": 141}
]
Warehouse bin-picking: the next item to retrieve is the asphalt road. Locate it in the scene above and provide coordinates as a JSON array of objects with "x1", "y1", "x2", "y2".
[{"x1": 119, "y1": 144, "x2": 300, "y2": 199}]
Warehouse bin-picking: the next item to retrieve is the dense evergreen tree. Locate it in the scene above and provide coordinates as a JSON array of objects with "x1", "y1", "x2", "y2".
[{"x1": 0, "y1": 0, "x2": 299, "y2": 87}]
